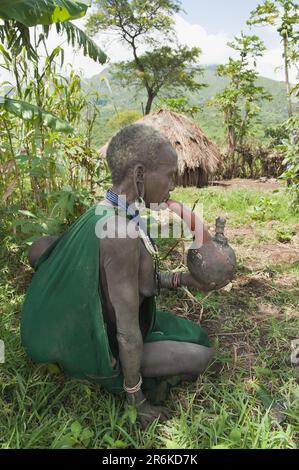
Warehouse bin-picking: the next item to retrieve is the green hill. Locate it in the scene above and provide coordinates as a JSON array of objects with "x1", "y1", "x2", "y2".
[{"x1": 86, "y1": 65, "x2": 292, "y2": 149}]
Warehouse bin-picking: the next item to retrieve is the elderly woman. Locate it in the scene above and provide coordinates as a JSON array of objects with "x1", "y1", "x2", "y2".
[{"x1": 21, "y1": 124, "x2": 214, "y2": 428}]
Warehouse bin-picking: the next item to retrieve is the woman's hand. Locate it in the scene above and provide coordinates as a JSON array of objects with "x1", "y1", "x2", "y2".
[
  {"x1": 181, "y1": 272, "x2": 213, "y2": 291},
  {"x1": 181, "y1": 272, "x2": 228, "y2": 292}
]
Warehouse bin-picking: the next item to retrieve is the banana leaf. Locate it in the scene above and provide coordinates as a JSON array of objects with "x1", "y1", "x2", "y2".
[
  {"x1": 0, "y1": 97, "x2": 73, "y2": 133},
  {"x1": 0, "y1": 0, "x2": 90, "y2": 27},
  {"x1": 0, "y1": 19, "x2": 106, "y2": 65},
  {"x1": 46, "y1": 20, "x2": 107, "y2": 64}
]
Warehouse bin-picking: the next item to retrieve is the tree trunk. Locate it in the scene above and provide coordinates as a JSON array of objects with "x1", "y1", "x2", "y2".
[
  {"x1": 227, "y1": 124, "x2": 237, "y2": 178},
  {"x1": 228, "y1": 125, "x2": 236, "y2": 155},
  {"x1": 283, "y1": 34, "x2": 293, "y2": 118},
  {"x1": 145, "y1": 93, "x2": 155, "y2": 115}
]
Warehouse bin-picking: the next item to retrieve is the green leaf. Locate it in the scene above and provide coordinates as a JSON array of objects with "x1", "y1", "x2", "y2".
[
  {"x1": 18, "y1": 221, "x2": 44, "y2": 234},
  {"x1": 15, "y1": 154, "x2": 31, "y2": 166},
  {"x1": 80, "y1": 427, "x2": 94, "y2": 445},
  {"x1": 0, "y1": 0, "x2": 90, "y2": 27},
  {"x1": 255, "y1": 385, "x2": 274, "y2": 408},
  {"x1": 0, "y1": 97, "x2": 73, "y2": 132},
  {"x1": 229, "y1": 428, "x2": 242, "y2": 443},
  {"x1": 54, "y1": 434, "x2": 75, "y2": 449},
  {"x1": 47, "y1": 363, "x2": 61, "y2": 375},
  {"x1": 70, "y1": 421, "x2": 82, "y2": 439},
  {"x1": 53, "y1": 21, "x2": 107, "y2": 64},
  {"x1": 165, "y1": 439, "x2": 181, "y2": 449},
  {"x1": 24, "y1": 235, "x2": 40, "y2": 246},
  {"x1": 114, "y1": 440, "x2": 127, "y2": 448},
  {"x1": 126, "y1": 405, "x2": 137, "y2": 425},
  {"x1": 254, "y1": 384, "x2": 287, "y2": 424},
  {"x1": 254, "y1": 367, "x2": 276, "y2": 378},
  {"x1": 18, "y1": 209, "x2": 37, "y2": 218},
  {"x1": 103, "y1": 434, "x2": 114, "y2": 446},
  {"x1": 80, "y1": 384, "x2": 91, "y2": 397},
  {"x1": 0, "y1": 43, "x2": 11, "y2": 61},
  {"x1": 212, "y1": 443, "x2": 231, "y2": 449}
]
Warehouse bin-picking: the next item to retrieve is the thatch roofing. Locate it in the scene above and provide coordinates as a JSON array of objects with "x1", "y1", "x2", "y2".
[
  {"x1": 267, "y1": 149, "x2": 284, "y2": 160},
  {"x1": 99, "y1": 108, "x2": 222, "y2": 176}
]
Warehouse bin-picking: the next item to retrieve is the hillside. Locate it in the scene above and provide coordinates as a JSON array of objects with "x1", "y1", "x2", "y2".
[{"x1": 85, "y1": 65, "x2": 292, "y2": 149}]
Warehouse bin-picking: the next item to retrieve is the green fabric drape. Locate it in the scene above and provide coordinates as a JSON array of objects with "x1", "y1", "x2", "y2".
[{"x1": 21, "y1": 203, "x2": 210, "y2": 403}]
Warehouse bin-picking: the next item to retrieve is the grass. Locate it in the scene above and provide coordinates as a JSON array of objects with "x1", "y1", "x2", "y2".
[
  {"x1": 172, "y1": 186, "x2": 299, "y2": 226},
  {"x1": 0, "y1": 185, "x2": 299, "y2": 449}
]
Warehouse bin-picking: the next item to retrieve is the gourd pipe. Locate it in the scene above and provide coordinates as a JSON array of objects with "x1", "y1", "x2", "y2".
[
  {"x1": 165, "y1": 199, "x2": 237, "y2": 290},
  {"x1": 165, "y1": 199, "x2": 212, "y2": 245}
]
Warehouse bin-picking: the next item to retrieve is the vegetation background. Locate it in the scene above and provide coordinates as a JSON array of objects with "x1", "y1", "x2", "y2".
[{"x1": 87, "y1": 65, "x2": 293, "y2": 147}]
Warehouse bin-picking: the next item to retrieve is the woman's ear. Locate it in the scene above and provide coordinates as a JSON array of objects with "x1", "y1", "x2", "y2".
[{"x1": 133, "y1": 164, "x2": 145, "y2": 199}]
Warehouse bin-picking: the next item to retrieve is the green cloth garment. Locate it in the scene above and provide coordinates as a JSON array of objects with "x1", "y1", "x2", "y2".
[{"x1": 21, "y1": 203, "x2": 210, "y2": 403}]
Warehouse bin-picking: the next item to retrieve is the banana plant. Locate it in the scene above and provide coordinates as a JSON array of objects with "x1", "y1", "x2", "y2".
[
  {"x1": 0, "y1": 96, "x2": 73, "y2": 132},
  {"x1": 0, "y1": 0, "x2": 106, "y2": 126},
  {"x1": 0, "y1": 0, "x2": 107, "y2": 63}
]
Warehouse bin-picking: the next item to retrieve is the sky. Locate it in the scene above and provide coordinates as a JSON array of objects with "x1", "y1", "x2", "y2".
[
  {"x1": 180, "y1": 0, "x2": 265, "y2": 35},
  {"x1": 0, "y1": 0, "x2": 298, "y2": 84}
]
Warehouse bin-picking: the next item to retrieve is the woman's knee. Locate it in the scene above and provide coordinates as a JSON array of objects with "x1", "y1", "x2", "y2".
[
  {"x1": 204, "y1": 346, "x2": 215, "y2": 366},
  {"x1": 191, "y1": 345, "x2": 214, "y2": 375}
]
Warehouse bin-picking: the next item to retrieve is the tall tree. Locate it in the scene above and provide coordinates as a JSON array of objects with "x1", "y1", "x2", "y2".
[
  {"x1": 113, "y1": 45, "x2": 203, "y2": 114},
  {"x1": 86, "y1": 0, "x2": 204, "y2": 114},
  {"x1": 247, "y1": 0, "x2": 299, "y2": 117},
  {"x1": 212, "y1": 33, "x2": 272, "y2": 171}
]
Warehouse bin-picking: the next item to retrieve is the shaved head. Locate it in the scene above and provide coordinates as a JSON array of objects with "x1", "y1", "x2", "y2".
[{"x1": 106, "y1": 124, "x2": 176, "y2": 184}]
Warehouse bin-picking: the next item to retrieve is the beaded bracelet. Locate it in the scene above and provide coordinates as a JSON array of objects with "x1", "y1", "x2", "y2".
[
  {"x1": 172, "y1": 272, "x2": 181, "y2": 289},
  {"x1": 158, "y1": 272, "x2": 182, "y2": 289}
]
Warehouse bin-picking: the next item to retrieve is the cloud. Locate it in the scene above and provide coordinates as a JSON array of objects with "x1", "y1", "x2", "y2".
[
  {"x1": 174, "y1": 14, "x2": 237, "y2": 64},
  {"x1": 72, "y1": 13, "x2": 297, "y2": 83},
  {"x1": 256, "y1": 47, "x2": 285, "y2": 82},
  {"x1": 174, "y1": 15, "x2": 297, "y2": 83},
  {"x1": 0, "y1": 14, "x2": 297, "y2": 85}
]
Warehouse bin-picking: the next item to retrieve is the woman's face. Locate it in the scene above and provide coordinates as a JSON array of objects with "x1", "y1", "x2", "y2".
[{"x1": 144, "y1": 143, "x2": 178, "y2": 206}]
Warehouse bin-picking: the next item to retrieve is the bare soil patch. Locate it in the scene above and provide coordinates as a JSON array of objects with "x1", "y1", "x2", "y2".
[
  {"x1": 237, "y1": 241, "x2": 299, "y2": 270},
  {"x1": 211, "y1": 177, "x2": 281, "y2": 192}
]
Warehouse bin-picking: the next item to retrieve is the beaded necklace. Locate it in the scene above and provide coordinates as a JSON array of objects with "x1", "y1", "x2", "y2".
[{"x1": 105, "y1": 188, "x2": 161, "y2": 294}]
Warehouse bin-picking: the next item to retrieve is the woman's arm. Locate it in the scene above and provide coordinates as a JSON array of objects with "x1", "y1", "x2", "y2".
[
  {"x1": 100, "y1": 221, "x2": 142, "y2": 389},
  {"x1": 158, "y1": 271, "x2": 224, "y2": 291},
  {"x1": 100, "y1": 216, "x2": 170, "y2": 427}
]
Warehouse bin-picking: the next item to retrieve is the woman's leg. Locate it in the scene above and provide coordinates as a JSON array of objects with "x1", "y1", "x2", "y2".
[{"x1": 141, "y1": 340, "x2": 214, "y2": 378}]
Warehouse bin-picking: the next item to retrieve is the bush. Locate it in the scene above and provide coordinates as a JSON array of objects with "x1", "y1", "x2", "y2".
[
  {"x1": 265, "y1": 122, "x2": 290, "y2": 146},
  {"x1": 108, "y1": 110, "x2": 142, "y2": 130},
  {"x1": 218, "y1": 143, "x2": 284, "y2": 179},
  {"x1": 278, "y1": 116, "x2": 299, "y2": 210}
]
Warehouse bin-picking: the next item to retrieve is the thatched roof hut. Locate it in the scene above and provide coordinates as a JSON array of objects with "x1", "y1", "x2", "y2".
[{"x1": 99, "y1": 108, "x2": 222, "y2": 187}]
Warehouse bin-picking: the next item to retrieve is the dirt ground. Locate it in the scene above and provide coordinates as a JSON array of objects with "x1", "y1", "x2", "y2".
[
  {"x1": 237, "y1": 240, "x2": 299, "y2": 270},
  {"x1": 211, "y1": 177, "x2": 282, "y2": 192}
]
